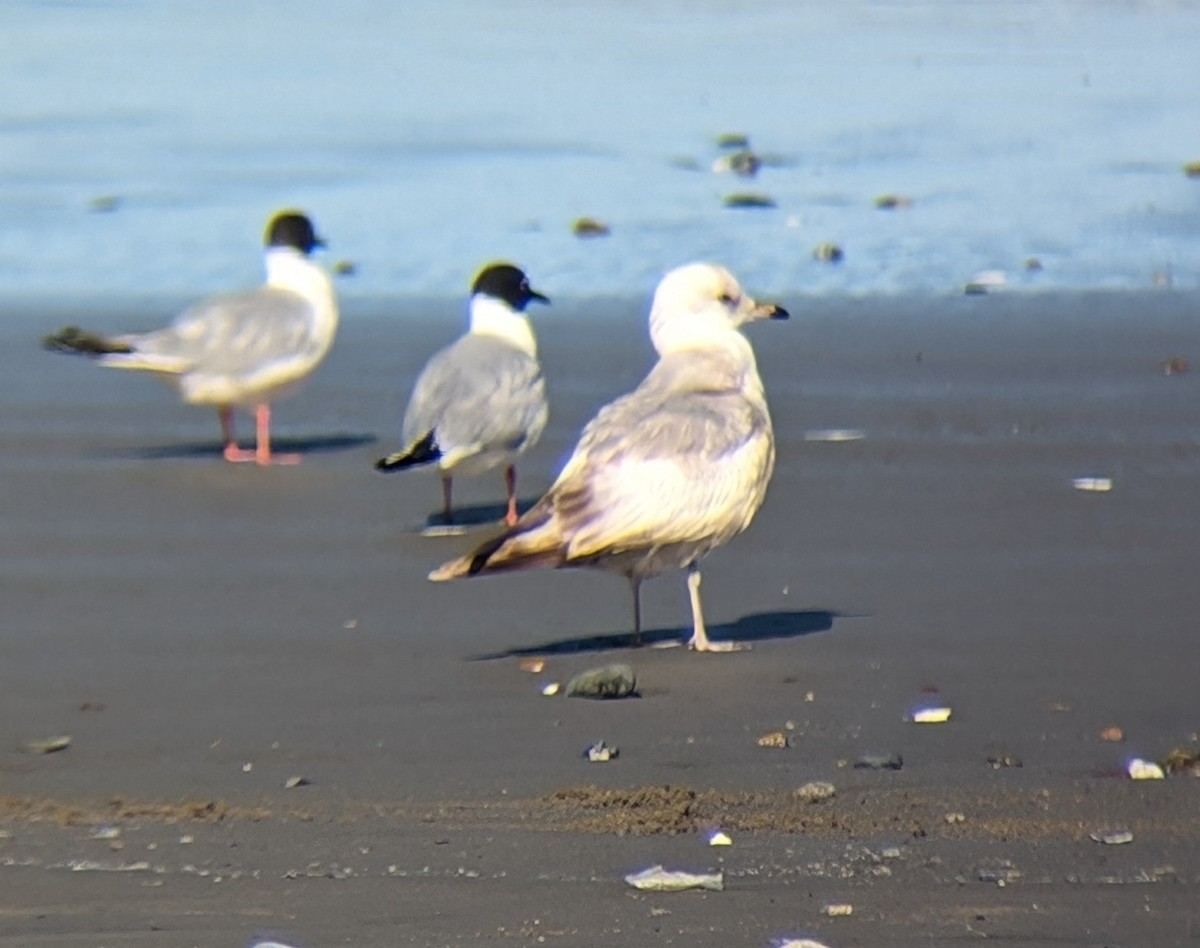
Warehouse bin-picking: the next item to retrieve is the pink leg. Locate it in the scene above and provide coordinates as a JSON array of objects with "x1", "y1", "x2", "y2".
[
  {"x1": 220, "y1": 406, "x2": 253, "y2": 462},
  {"x1": 222, "y1": 404, "x2": 299, "y2": 465},
  {"x1": 441, "y1": 474, "x2": 454, "y2": 524},
  {"x1": 504, "y1": 465, "x2": 519, "y2": 526},
  {"x1": 253, "y1": 404, "x2": 300, "y2": 465}
]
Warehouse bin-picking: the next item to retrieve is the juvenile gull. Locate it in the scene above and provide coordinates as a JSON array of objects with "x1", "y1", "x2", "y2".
[
  {"x1": 376, "y1": 263, "x2": 549, "y2": 527},
  {"x1": 42, "y1": 210, "x2": 338, "y2": 465},
  {"x1": 430, "y1": 262, "x2": 787, "y2": 652}
]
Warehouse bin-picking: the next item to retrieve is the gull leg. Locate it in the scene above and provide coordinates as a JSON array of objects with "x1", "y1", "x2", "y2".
[
  {"x1": 686, "y1": 564, "x2": 746, "y2": 652},
  {"x1": 504, "y1": 465, "x2": 519, "y2": 526},
  {"x1": 220, "y1": 406, "x2": 256, "y2": 463},
  {"x1": 441, "y1": 474, "x2": 455, "y2": 524}
]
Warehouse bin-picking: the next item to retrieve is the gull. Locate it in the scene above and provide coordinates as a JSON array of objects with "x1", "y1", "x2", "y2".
[
  {"x1": 42, "y1": 210, "x2": 338, "y2": 465},
  {"x1": 429, "y1": 262, "x2": 787, "y2": 652},
  {"x1": 376, "y1": 263, "x2": 549, "y2": 527}
]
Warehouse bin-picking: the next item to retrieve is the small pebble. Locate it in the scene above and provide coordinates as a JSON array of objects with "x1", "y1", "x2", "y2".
[
  {"x1": 565, "y1": 663, "x2": 636, "y2": 699},
  {"x1": 518, "y1": 658, "x2": 545, "y2": 674},
  {"x1": 854, "y1": 752, "x2": 903, "y2": 770},
  {"x1": 823, "y1": 903, "x2": 853, "y2": 917},
  {"x1": 723, "y1": 192, "x2": 776, "y2": 209},
  {"x1": 812, "y1": 242, "x2": 844, "y2": 263},
  {"x1": 795, "y1": 780, "x2": 837, "y2": 803},
  {"x1": 874, "y1": 193, "x2": 913, "y2": 210},
  {"x1": 1099, "y1": 726, "x2": 1124, "y2": 742},
  {"x1": 572, "y1": 217, "x2": 610, "y2": 238},
  {"x1": 757, "y1": 730, "x2": 789, "y2": 749},
  {"x1": 1127, "y1": 758, "x2": 1165, "y2": 780},
  {"x1": 541, "y1": 682, "x2": 561, "y2": 697},
  {"x1": 1091, "y1": 829, "x2": 1133, "y2": 845}
]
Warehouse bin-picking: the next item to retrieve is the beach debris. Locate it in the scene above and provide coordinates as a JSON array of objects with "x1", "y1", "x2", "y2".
[
  {"x1": 804, "y1": 428, "x2": 864, "y2": 442},
  {"x1": 572, "y1": 216, "x2": 611, "y2": 238},
  {"x1": 976, "y1": 859, "x2": 1021, "y2": 886},
  {"x1": 910, "y1": 706, "x2": 952, "y2": 724},
  {"x1": 624, "y1": 864, "x2": 724, "y2": 892},
  {"x1": 1183, "y1": 159, "x2": 1200, "y2": 178},
  {"x1": 88, "y1": 825, "x2": 121, "y2": 841},
  {"x1": 518, "y1": 657, "x2": 546, "y2": 674},
  {"x1": 987, "y1": 753, "x2": 1022, "y2": 769},
  {"x1": 1072, "y1": 476, "x2": 1112, "y2": 492},
  {"x1": 854, "y1": 752, "x2": 903, "y2": 770},
  {"x1": 332, "y1": 259, "x2": 357, "y2": 276},
  {"x1": 1160, "y1": 746, "x2": 1200, "y2": 776},
  {"x1": 874, "y1": 193, "x2": 913, "y2": 210},
  {"x1": 23, "y1": 735, "x2": 71, "y2": 754},
  {"x1": 964, "y1": 270, "x2": 1007, "y2": 295},
  {"x1": 565, "y1": 663, "x2": 637, "y2": 699},
  {"x1": 823, "y1": 903, "x2": 853, "y2": 917},
  {"x1": 284, "y1": 775, "x2": 310, "y2": 789},
  {"x1": 584, "y1": 740, "x2": 619, "y2": 762},
  {"x1": 712, "y1": 150, "x2": 761, "y2": 177},
  {"x1": 540, "y1": 682, "x2": 561, "y2": 697},
  {"x1": 723, "y1": 192, "x2": 776, "y2": 209},
  {"x1": 1099, "y1": 726, "x2": 1125, "y2": 742},
  {"x1": 1091, "y1": 829, "x2": 1134, "y2": 845},
  {"x1": 1161, "y1": 357, "x2": 1188, "y2": 376},
  {"x1": 945, "y1": 811, "x2": 966, "y2": 824},
  {"x1": 715, "y1": 132, "x2": 751, "y2": 149},
  {"x1": 708, "y1": 830, "x2": 733, "y2": 846},
  {"x1": 812, "y1": 242, "x2": 844, "y2": 263},
  {"x1": 87, "y1": 194, "x2": 121, "y2": 214},
  {"x1": 756, "y1": 730, "x2": 789, "y2": 749},
  {"x1": 1127, "y1": 758, "x2": 1165, "y2": 780},
  {"x1": 795, "y1": 780, "x2": 837, "y2": 803}
]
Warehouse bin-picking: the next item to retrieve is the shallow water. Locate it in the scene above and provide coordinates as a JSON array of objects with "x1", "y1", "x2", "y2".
[{"x1": 2, "y1": 0, "x2": 1198, "y2": 302}]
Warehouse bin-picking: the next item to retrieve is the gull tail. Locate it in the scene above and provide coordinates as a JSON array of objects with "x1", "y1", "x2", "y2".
[
  {"x1": 42, "y1": 326, "x2": 134, "y2": 357},
  {"x1": 429, "y1": 504, "x2": 566, "y2": 581},
  {"x1": 375, "y1": 430, "x2": 440, "y2": 471}
]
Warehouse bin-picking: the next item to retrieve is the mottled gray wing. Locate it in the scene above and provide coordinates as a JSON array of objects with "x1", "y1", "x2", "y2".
[
  {"x1": 401, "y1": 334, "x2": 547, "y2": 461},
  {"x1": 123, "y1": 287, "x2": 317, "y2": 379},
  {"x1": 548, "y1": 361, "x2": 774, "y2": 558}
]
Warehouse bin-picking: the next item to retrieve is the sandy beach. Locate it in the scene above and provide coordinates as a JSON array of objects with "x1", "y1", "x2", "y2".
[{"x1": 2, "y1": 288, "x2": 1200, "y2": 947}]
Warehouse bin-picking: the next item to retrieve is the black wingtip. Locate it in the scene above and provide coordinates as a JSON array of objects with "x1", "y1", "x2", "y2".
[
  {"x1": 42, "y1": 326, "x2": 133, "y2": 356},
  {"x1": 375, "y1": 430, "x2": 441, "y2": 471}
]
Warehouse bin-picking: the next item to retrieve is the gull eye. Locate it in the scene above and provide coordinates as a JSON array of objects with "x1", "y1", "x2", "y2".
[{"x1": 718, "y1": 291, "x2": 737, "y2": 305}]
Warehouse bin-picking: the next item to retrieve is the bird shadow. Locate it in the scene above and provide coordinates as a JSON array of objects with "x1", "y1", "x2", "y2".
[
  {"x1": 102, "y1": 433, "x2": 377, "y2": 461},
  {"x1": 418, "y1": 498, "x2": 542, "y2": 531},
  {"x1": 469, "y1": 609, "x2": 841, "y2": 660}
]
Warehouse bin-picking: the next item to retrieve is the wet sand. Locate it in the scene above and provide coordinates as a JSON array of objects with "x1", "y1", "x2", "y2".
[{"x1": 2, "y1": 289, "x2": 1200, "y2": 946}]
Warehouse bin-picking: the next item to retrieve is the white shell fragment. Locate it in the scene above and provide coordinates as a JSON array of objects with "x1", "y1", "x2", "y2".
[
  {"x1": 1090, "y1": 830, "x2": 1134, "y2": 845},
  {"x1": 284, "y1": 775, "x2": 310, "y2": 789},
  {"x1": 541, "y1": 682, "x2": 561, "y2": 696},
  {"x1": 624, "y1": 864, "x2": 724, "y2": 892},
  {"x1": 911, "y1": 706, "x2": 953, "y2": 724},
  {"x1": 804, "y1": 428, "x2": 865, "y2": 443},
  {"x1": 823, "y1": 903, "x2": 853, "y2": 917},
  {"x1": 1127, "y1": 758, "x2": 1165, "y2": 780},
  {"x1": 584, "y1": 740, "x2": 618, "y2": 762},
  {"x1": 1072, "y1": 477, "x2": 1113, "y2": 492},
  {"x1": 707, "y1": 830, "x2": 733, "y2": 846}
]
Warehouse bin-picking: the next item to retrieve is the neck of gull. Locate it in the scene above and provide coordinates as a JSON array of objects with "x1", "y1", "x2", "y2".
[
  {"x1": 265, "y1": 246, "x2": 339, "y2": 339},
  {"x1": 468, "y1": 294, "x2": 537, "y2": 357}
]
